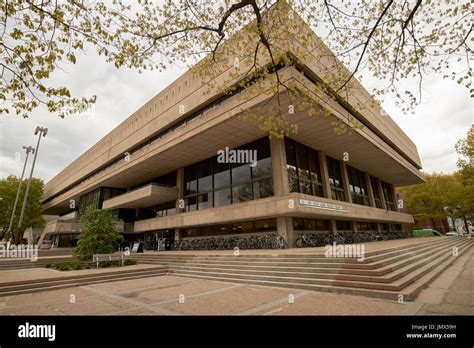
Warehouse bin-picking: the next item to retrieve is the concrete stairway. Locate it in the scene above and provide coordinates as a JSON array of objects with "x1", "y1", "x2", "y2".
[
  {"x1": 0, "y1": 266, "x2": 167, "y2": 297},
  {"x1": 132, "y1": 237, "x2": 472, "y2": 301},
  {"x1": 0, "y1": 256, "x2": 75, "y2": 270}
]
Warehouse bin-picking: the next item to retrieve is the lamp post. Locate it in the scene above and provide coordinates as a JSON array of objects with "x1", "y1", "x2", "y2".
[
  {"x1": 6, "y1": 146, "x2": 35, "y2": 240},
  {"x1": 17, "y1": 127, "x2": 48, "y2": 234}
]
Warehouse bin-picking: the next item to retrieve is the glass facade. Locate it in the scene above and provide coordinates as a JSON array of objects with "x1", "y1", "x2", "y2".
[
  {"x1": 336, "y1": 220, "x2": 352, "y2": 231},
  {"x1": 347, "y1": 165, "x2": 370, "y2": 206},
  {"x1": 285, "y1": 138, "x2": 323, "y2": 197},
  {"x1": 370, "y1": 176, "x2": 383, "y2": 209},
  {"x1": 356, "y1": 221, "x2": 377, "y2": 232},
  {"x1": 381, "y1": 181, "x2": 396, "y2": 211},
  {"x1": 326, "y1": 156, "x2": 346, "y2": 201},
  {"x1": 293, "y1": 218, "x2": 330, "y2": 231},
  {"x1": 183, "y1": 137, "x2": 273, "y2": 212},
  {"x1": 78, "y1": 187, "x2": 125, "y2": 217},
  {"x1": 138, "y1": 201, "x2": 176, "y2": 220},
  {"x1": 181, "y1": 218, "x2": 276, "y2": 238}
]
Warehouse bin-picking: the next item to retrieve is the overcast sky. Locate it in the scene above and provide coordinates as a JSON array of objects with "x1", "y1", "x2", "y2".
[{"x1": 0, "y1": 38, "x2": 472, "y2": 185}]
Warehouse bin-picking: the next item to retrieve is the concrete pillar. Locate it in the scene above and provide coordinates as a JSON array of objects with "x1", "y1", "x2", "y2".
[
  {"x1": 270, "y1": 137, "x2": 289, "y2": 196},
  {"x1": 364, "y1": 172, "x2": 375, "y2": 208},
  {"x1": 340, "y1": 162, "x2": 352, "y2": 203},
  {"x1": 318, "y1": 151, "x2": 331, "y2": 199},
  {"x1": 174, "y1": 228, "x2": 181, "y2": 242},
  {"x1": 376, "y1": 223, "x2": 382, "y2": 233},
  {"x1": 174, "y1": 167, "x2": 185, "y2": 241},
  {"x1": 350, "y1": 221, "x2": 357, "y2": 233},
  {"x1": 329, "y1": 219, "x2": 337, "y2": 233},
  {"x1": 175, "y1": 167, "x2": 185, "y2": 213},
  {"x1": 277, "y1": 216, "x2": 295, "y2": 248},
  {"x1": 392, "y1": 184, "x2": 399, "y2": 212},
  {"x1": 376, "y1": 177, "x2": 387, "y2": 210}
]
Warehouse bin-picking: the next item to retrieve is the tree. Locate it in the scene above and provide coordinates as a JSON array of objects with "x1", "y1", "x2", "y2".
[
  {"x1": 400, "y1": 127, "x2": 474, "y2": 232},
  {"x1": 399, "y1": 173, "x2": 453, "y2": 227},
  {"x1": 454, "y1": 126, "x2": 474, "y2": 230},
  {"x1": 1, "y1": 1, "x2": 471, "y2": 136},
  {"x1": 0, "y1": 175, "x2": 45, "y2": 243},
  {"x1": 73, "y1": 206, "x2": 122, "y2": 261}
]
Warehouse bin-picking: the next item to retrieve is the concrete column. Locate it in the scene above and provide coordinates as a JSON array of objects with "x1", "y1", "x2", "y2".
[
  {"x1": 270, "y1": 137, "x2": 289, "y2": 196},
  {"x1": 318, "y1": 151, "x2": 331, "y2": 199},
  {"x1": 174, "y1": 167, "x2": 185, "y2": 242},
  {"x1": 350, "y1": 221, "x2": 357, "y2": 233},
  {"x1": 392, "y1": 184, "x2": 399, "y2": 212},
  {"x1": 175, "y1": 167, "x2": 185, "y2": 213},
  {"x1": 277, "y1": 216, "x2": 295, "y2": 248},
  {"x1": 174, "y1": 228, "x2": 181, "y2": 242},
  {"x1": 340, "y1": 162, "x2": 352, "y2": 203},
  {"x1": 364, "y1": 172, "x2": 375, "y2": 208},
  {"x1": 376, "y1": 223, "x2": 382, "y2": 233},
  {"x1": 329, "y1": 219, "x2": 337, "y2": 233},
  {"x1": 376, "y1": 178, "x2": 387, "y2": 210}
]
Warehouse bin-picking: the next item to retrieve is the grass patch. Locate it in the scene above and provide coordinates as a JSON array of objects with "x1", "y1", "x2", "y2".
[{"x1": 49, "y1": 259, "x2": 137, "y2": 271}]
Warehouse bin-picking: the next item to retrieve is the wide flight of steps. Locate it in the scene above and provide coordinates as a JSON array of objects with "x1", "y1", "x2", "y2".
[
  {"x1": 0, "y1": 266, "x2": 168, "y2": 297},
  {"x1": 0, "y1": 256, "x2": 76, "y2": 270},
  {"x1": 132, "y1": 237, "x2": 472, "y2": 301}
]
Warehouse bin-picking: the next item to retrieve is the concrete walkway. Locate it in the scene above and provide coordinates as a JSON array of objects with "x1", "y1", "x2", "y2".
[
  {"x1": 0, "y1": 274, "x2": 408, "y2": 315},
  {"x1": 413, "y1": 248, "x2": 473, "y2": 315}
]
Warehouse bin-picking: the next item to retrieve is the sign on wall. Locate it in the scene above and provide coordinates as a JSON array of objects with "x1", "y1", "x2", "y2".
[{"x1": 299, "y1": 199, "x2": 348, "y2": 212}]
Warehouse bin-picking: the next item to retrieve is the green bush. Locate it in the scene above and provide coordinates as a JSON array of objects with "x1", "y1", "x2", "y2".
[
  {"x1": 73, "y1": 206, "x2": 122, "y2": 261},
  {"x1": 123, "y1": 259, "x2": 137, "y2": 266},
  {"x1": 50, "y1": 258, "x2": 136, "y2": 271},
  {"x1": 71, "y1": 262, "x2": 83, "y2": 270}
]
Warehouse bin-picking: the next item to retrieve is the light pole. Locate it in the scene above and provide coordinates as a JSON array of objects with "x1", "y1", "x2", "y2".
[
  {"x1": 6, "y1": 146, "x2": 35, "y2": 241},
  {"x1": 17, "y1": 127, "x2": 48, "y2": 235}
]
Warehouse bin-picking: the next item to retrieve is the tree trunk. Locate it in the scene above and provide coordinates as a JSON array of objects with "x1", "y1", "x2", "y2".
[{"x1": 464, "y1": 216, "x2": 470, "y2": 234}]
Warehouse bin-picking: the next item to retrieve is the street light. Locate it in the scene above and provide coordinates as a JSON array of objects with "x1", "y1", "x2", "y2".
[
  {"x1": 17, "y1": 127, "x2": 48, "y2": 233},
  {"x1": 6, "y1": 146, "x2": 35, "y2": 240}
]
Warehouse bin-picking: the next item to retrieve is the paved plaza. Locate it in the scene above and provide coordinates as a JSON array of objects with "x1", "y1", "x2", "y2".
[{"x1": 0, "y1": 248, "x2": 471, "y2": 316}]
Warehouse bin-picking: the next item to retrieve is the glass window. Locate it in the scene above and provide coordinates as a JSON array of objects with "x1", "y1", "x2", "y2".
[
  {"x1": 356, "y1": 221, "x2": 377, "y2": 231},
  {"x1": 336, "y1": 220, "x2": 351, "y2": 231},
  {"x1": 296, "y1": 143, "x2": 311, "y2": 182},
  {"x1": 198, "y1": 159, "x2": 213, "y2": 192},
  {"x1": 231, "y1": 163, "x2": 252, "y2": 186},
  {"x1": 198, "y1": 192, "x2": 213, "y2": 210},
  {"x1": 184, "y1": 164, "x2": 197, "y2": 195},
  {"x1": 185, "y1": 195, "x2": 197, "y2": 212},
  {"x1": 308, "y1": 150, "x2": 321, "y2": 184},
  {"x1": 213, "y1": 159, "x2": 230, "y2": 189},
  {"x1": 232, "y1": 183, "x2": 253, "y2": 203},
  {"x1": 348, "y1": 166, "x2": 370, "y2": 206},
  {"x1": 381, "y1": 181, "x2": 396, "y2": 211},
  {"x1": 285, "y1": 138, "x2": 323, "y2": 197},
  {"x1": 253, "y1": 178, "x2": 273, "y2": 199},
  {"x1": 293, "y1": 218, "x2": 305, "y2": 230},
  {"x1": 254, "y1": 219, "x2": 277, "y2": 232},
  {"x1": 214, "y1": 188, "x2": 231, "y2": 207},
  {"x1": 327, "y1": 156, "x2": 346, "y2": 201},
  {"x1": 182, "y1": 137, "x2": 273, "y2": 211},
  {"x1": 252, "y1": 157, "x2": 272, "y2": 179}
]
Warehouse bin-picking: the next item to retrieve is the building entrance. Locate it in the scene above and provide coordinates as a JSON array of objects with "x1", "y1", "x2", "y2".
[{"x1": 144, "y1": 229, "x2": 174, "y2": 251}]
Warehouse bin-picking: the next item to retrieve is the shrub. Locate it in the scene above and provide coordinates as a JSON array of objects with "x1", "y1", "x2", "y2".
[
  {"x1": 73, "y1": 206, "x2": 122, "y2": 261},
  {"x1": 123, "y1": 259, "x2": 137, "y2": 266}
]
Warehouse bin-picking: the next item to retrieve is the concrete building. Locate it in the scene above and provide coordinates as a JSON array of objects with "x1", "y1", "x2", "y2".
[{"x1": 38, "y1": 5, "x2": 424, "y2": 249}]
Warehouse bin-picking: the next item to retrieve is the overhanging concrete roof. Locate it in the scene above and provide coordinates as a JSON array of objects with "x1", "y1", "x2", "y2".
[
  {"x1": 102, "y1": 184, "x2": 178, "y2": 209},
  {"x1": 41, "y1": 68, "x2": 424, "y2": 215}
]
